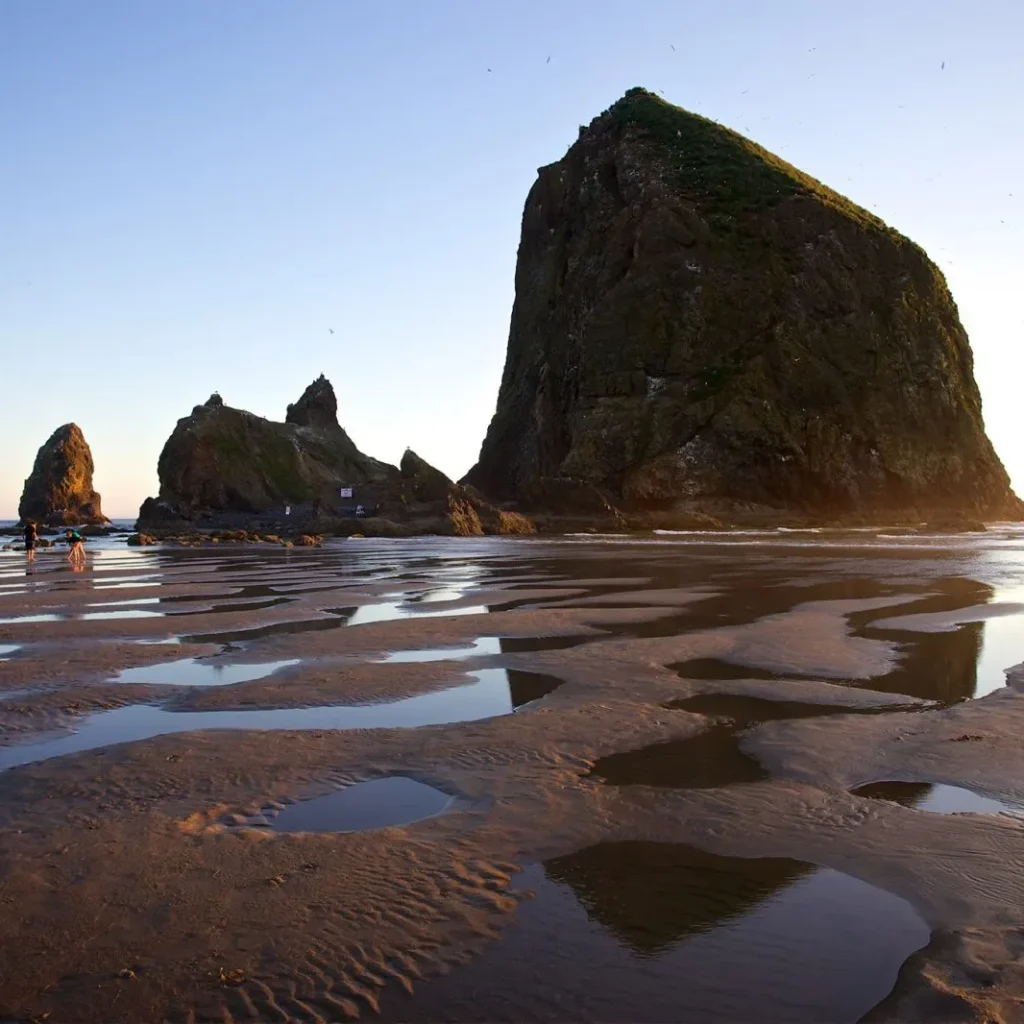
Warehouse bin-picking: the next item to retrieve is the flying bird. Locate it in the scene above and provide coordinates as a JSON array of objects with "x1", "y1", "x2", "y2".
[
  {"x1": 941, "y1": 61, "x2": 945, "y2": 69},
  {"x1": 546, "y1": 55, "x2": 551, "y2": 63},
  {"x1": 670, "y1": 44, "x2": 675, "y2": 51},
  {"x1": 487, "y1": 68, "x2": 492, "y2": 72},
  {"x1": 328, "y1": 329, "x2": 334, "y2": 334}
]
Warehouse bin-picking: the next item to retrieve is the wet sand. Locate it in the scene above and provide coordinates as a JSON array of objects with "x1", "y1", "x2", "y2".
[{"x1": 1, "y1": 528, "x2": 1024, "y2": 1021}]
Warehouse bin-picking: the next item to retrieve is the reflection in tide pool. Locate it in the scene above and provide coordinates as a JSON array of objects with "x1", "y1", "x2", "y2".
[
  {"x1": 114, "y1": 657, "x2": 300, "y2": 687},
  {"x1": 974, "y1": 608, "x2": 1024, "y2": 698},
  {"x1": 382, "y1": 637, "x2": 503, "y2": 662},
  {"x1": 855, "y1": 780, "x2": 1024, "y2": 816},
  {"x1": 379, "y1": 842, "x2": 930, "y2": 1023},
  {"x1": 0, "y1": 668, "x2": 563, "y2": 770},
  {"x1": 243, "y1": 777, "x2": 452, "y2": 833},
  {"x1": 339, "y1": 601, "x2": 488, "y2": 626},
  {"x1": 81, "y1": 609, "x2": 165, "y2": 621}
]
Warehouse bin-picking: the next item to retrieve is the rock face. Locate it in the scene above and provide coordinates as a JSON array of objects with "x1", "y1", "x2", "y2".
[
  {"x1": 466, "y1": 88, "x2": 1020, "y2": 519},
  {"x1": 285, "y1": 374, "x2": 338, "y2": 430},
  {"x1": 147, "y1": 379, "x2": 396, "y2": 514},
  {"x1": 19, "y1": 424, "x2": 108, "y2": 525},
  {"x1": 400, "y1": 449, "x2": 454, "y2": 504}
]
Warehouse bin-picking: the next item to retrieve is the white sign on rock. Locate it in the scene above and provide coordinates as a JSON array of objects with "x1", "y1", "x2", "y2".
[{"x1": 339, "y1": 487, "x2": 353, "y2": 499}]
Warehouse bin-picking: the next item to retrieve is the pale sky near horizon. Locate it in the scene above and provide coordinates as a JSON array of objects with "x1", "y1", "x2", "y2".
[{"x1": 1, "y1": 1, "x2": 1021, "y2": 518}]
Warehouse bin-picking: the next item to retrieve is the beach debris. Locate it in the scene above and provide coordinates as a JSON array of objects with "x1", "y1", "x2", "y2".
[
  {"x1": 117, "y1": 968, "x2": 137, "y2": 980},
  {"x1": 219, "y1": 967, "x2": 246, "y2": 986}
]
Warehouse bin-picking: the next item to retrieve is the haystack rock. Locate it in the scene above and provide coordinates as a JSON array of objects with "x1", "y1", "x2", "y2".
[
  {"x1": 465, "y1": 88, "x2": 1020, "y2": 520},
  {"x1": 140, "y1": 377, "x2": 397, "y2": 516},
  {"x1": 19, "y1": 423, "x2": 108, "y2": 525}
]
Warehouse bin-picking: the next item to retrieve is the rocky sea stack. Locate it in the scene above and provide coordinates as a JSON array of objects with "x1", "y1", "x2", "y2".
[
  {"x1": 136, "y1": 378, "x2": 536, "y2": 539},
  {"x1": 19, "y1": 424, "x2": 108, "y2": 526},
  {"x1": 466, "y1": 88, "x2": 1020, "y2": 521},
  {"x1": 141, "y1": 377, "x2": 396, "y2": 518}
]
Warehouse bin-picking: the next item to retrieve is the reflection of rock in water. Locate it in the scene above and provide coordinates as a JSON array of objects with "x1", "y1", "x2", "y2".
[
  {"x1": 506, "y1": 669, "x2": 563, "y2": 709},
  {"x1": 672, "y1": 658, "x2": 785, "y2": 680},
  {"x1": 544, "y1": 841, "x2": 810, "y2": 954},
  {"x1": 846, "y1": 579, "x2": 989, "y2": 704},
  {"x1": 669, "y1": 692, "x2": 907, "y2": 721},
  {"x1": 590, "y1": 727, "x2": 769, "y2": 789},
  {"x1": 860, "y1": 622, "x2": 982, "y2": 703},
  {"x1": 854, "y1": 780, "x2": 934, "y2": 808}
]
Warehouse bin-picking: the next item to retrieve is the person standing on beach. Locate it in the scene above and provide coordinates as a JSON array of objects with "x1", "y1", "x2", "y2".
[
  {"x1": 65, "y1": 528, "x2": 85, "y2": 565},
  {"x1": 23, "y1": 521, "x2": 37, "y2": 563}
]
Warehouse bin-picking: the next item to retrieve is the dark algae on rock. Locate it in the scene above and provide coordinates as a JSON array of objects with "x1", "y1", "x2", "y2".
[
  {"x1": 18, "y1": 423, "x2": 108, "y2": 525},
  {"x1": 465, "y1": 88, "x2": 1020, "y2": 520}
]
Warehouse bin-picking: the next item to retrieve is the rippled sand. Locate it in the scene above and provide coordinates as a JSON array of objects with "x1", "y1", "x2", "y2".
[{"x1": 1, "y1": 528, "x2": 1024, "y2": 1022}]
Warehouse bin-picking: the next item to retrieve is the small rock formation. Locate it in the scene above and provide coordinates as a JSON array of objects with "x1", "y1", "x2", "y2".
[
  {"x1": 19, "y1": 424, "x2": 108, "y2": 525},
  {"x1": 141, "y1": 379, "x2": 397, "y2": 516},
  {"x1": 465, "y1": 87, "x2": 1020, "y2": 521},
  {"x1": 285, "y1": 374, "x2": 338, "y2": 430},
  {"x1": 137, "y1": 378, "x2": 538, "y2": 539},
  {"x1": 401, "y1": 449, "x2": 455, "y2": 504}
]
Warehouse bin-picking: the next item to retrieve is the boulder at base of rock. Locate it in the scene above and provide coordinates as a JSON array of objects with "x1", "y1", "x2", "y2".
[
  {"x1": 464, "y1": 87, "x2": 1021, "y2": 522},
  {"x1": 18, "y1": 424, "x2": 108, "y2": 525}
]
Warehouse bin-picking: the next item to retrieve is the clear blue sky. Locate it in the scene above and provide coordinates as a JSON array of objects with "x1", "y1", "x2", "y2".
[{"x1": 1, "y1": 0, "x2": 1021, "y2": 518}]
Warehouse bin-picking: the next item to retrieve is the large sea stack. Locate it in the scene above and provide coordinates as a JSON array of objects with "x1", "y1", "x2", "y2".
[
  {"x1": 19, "y1": 424, "x2": 108, "y2": 525},
  {"x1": 466, "y1": 88, "x2": 1019, "y2": 520},
  {"x1": 142, "y1": 376, "x2": 396, "y2": 516}
]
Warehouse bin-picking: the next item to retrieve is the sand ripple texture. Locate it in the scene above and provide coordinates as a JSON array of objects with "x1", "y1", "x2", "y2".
[{"x1": 2, "y1": 530, "x2": 1024, "y2": 1021}]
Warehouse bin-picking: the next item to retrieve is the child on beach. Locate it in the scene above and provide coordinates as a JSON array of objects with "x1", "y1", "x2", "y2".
[
  {"x1": 65, "y1": 529, "x2": 85, "y2": 565},
  {"x1": 23, "y1": 521, "x2": 37, "y2": 562}
]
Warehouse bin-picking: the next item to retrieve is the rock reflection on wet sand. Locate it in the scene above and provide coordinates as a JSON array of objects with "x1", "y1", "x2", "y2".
[
  {"x1": 113, "y1": 656, "x2": 300, "y2": 687},
  {"x1": 590, "y1": 727, "x2": 769, "y2": 788},
  {"x1": 0, "y1": 667, "x2": 564, "y2": 770},
  {"x1": 379, "y1": 842, "x2": 930, "y2": 1023},
  {"x1": 854, "y1": 780, "x2": 1024, "y2": 817}
]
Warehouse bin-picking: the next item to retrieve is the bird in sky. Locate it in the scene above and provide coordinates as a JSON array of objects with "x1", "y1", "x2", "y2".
[
  {"x1": 546, "y1": 55, "x2": 550, "y2": 63},
  {"x1": 670, "y1": 44, "x2": 675, "y2": 51},
  {"x1": 941, "y1": 61, "x2": 945, "y2": 70},
  {"x1": 487, "y1": 68, "x2": 492, "y2": 73},
  {"x1": 328, "y1": 329, "x2": 334, "y2": 335}
]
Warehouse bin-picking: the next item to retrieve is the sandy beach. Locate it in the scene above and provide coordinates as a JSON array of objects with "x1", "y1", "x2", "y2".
[{"x1": 2, "y1": 528, "x2": 1024, "y2": 1022}]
